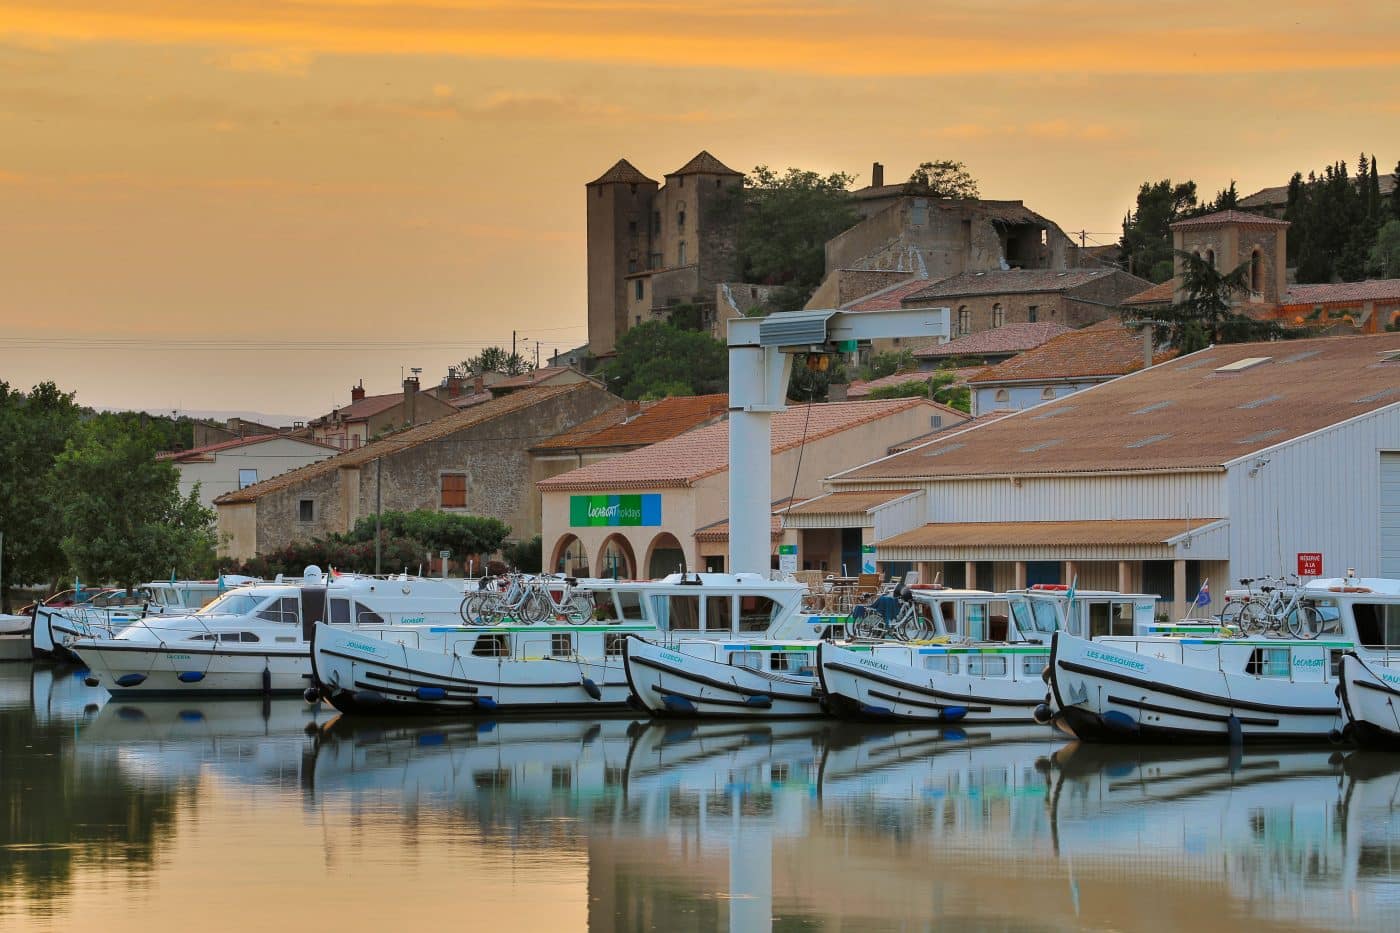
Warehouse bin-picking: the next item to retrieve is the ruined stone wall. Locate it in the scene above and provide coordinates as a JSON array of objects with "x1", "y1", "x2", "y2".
[{"x1": 836, "y1": 270, "x2": 921, "y2": 306}]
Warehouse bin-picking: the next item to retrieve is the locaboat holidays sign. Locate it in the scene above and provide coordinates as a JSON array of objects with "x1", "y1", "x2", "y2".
[{"x1": 570, "y1": 494, "x2": 662, "y2": 527}]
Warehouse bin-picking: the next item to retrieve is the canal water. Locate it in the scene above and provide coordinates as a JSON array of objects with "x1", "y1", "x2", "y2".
[{"x1": 3, "y1": 663, "x2": 1400, "y2": 932}]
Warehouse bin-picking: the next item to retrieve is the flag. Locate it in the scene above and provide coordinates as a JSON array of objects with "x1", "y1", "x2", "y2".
[
  {"x1": 217, "y1": 574, "x2": 226, "y2": 593},
  {"x1": 1195, "y1": 579, "x2": 1211, "y2": 607},
  {"x1": 1066, "y1": 575, "x2": 1077, "y2": 604}
]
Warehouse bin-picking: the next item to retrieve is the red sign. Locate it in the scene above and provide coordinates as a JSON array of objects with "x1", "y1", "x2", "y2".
[{"x1": 1297, "y1": 552, "x2": 1323, "y2": 577}]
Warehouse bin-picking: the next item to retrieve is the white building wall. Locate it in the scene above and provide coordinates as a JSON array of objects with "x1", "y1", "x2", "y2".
[
  {"x1": 1224, "y1": 402, "x2": 1400, "y2": 582},
  {"x1": 176, "y1": 438, "x2": 334, "y2": 509},
  {"x1": 916, "y1": 472, "x2": 1226, "y2": 524},
  {"x1": 973, "y1": 380, "x2": 1101, "y2": 415}
]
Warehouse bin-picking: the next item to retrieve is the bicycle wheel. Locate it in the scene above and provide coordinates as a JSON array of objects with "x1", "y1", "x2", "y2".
[
  {"x1": 461, "y1": 592, "x2": 491, "y2": 626},
  {"x1": 1287, "y1": 605, "x2": 1323, "y2": 640},
  {"x1": 564, "y1": 592, "x2": 594, "y2": 624},
  {"x1": 1218, "y1": 600, "x2": 1246, "y2": 633},
  {"x1": 1239, "y1": 602, "x2": 1269, "y2": 637},
  {"x1": 522, "y1": 590, "x2": 552, "y2": 624}
]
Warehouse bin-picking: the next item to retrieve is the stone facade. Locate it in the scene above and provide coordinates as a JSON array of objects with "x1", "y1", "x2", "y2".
[
  {"x1": 902, "y1": 270, "x2": 1153, "y2": 338},
  {"x1": 216, "y1": 384, "x2": 620, "y2": 561},
  {"x1": 1171, "y1": 214, "x2": 1288, "y2": 305},
  {"x1": 587, "y1": 152, "x2": 743, "y2": 355}
]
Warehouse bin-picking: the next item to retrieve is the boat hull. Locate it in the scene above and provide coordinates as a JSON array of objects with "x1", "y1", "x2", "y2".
[
  {"x1": 623, "y1": 637, "x2": 825, "y2": 718},
  {"x1": 32, "y1": 607, "x2": 120, "y2": 662},
  {"x1": 311, "y1": 622, "x2": 633, "y2": 716},
  {"x1": 1338, "y1": 652, "x2": 1400, "y2": 750},
  {"x1": 73, "y1": 640, "x2": 312, "y2": 696},
  {"x1": 817, "y1": 641, "x2": 1047, "y2": 724},
  {"x1": 1049, "y1": 631, "x2": 1343, "y2": 744},
  {"x1": 0, "y1": 633, "x2": 32, "y2": 662}
]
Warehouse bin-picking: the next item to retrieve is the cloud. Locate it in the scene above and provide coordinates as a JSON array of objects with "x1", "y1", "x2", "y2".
[
  {"x1": 208, "y1": 48, "x2": 314, "y2": 75},
  {"x1": 926, "y1": 121, "x2": 1126, "y2": 142}
]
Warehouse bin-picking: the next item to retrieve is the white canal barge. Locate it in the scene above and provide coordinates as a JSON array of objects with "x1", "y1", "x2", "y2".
[
  {"x1": 1045, "y1": 576, "x2": 1400, "y2": 744},
  {"x1": 819, "y1": 585, "x2": 1160, "y2": 724},
  {"x1": 74, "y1": 568, "x2": 465, "y2": 697}
]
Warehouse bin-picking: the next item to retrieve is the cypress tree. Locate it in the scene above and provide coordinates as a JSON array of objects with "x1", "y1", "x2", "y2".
[
  {"x1": 1369, "y1": 155, "x2": 1382, "y2": 222},
  {"x1": 1391, "y1": 160, "x2": 1400, "y2": 220}
]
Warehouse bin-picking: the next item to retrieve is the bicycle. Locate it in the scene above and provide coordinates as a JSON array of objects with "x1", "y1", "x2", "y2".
[
  {"x1": 1222, "y1": 575, "x2": 1323, "y2": 639},
  {"x1": 532, "y1": 577, "x2": 595, "y2": 625},
  {"x1": 461, "y1": 573, "x2": 543, "y2": 625}
]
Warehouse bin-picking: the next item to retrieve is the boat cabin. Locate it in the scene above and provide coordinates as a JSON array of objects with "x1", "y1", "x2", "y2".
[
  {"x1": 1006, "y1": 585, "x2": 1159, "y2": 643},
  {"x1": 906, "y1": 586, "x2": 1010, "y2": 641},
  {"x1": 591, "y1": 573, "x2": 812, "y2": 640}
]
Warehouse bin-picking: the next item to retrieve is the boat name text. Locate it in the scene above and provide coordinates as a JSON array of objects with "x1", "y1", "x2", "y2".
[{"x1": 1084, "y1": 649, "x2": 1147, "y2": 671}]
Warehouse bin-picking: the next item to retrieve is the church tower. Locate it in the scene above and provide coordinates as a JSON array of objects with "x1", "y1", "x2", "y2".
[
  {"x1": 1170, "y1": 210, "x2": 1290, "y2": 306},
  {"x1": 586, "y1": 159, "x2": 658, "y2": 356}
]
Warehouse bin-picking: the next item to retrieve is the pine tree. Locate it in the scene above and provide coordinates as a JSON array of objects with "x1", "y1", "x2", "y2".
[
  {"x1": 1368, "y1": 155, "x2": 1382, "y2": 222},
  {"x1": 1392, "y1": 160, "x2": 1400, "y2": 221}
]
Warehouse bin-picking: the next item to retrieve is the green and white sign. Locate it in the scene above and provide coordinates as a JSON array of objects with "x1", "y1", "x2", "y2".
[
  {"x1": 569, "y1": 494, "x2": 662, "y2": 527},
  {"x1": 861, "y1": 544, "x2": 877, "y2": 574},
  {"x1": 778, "y1": 543, "x2": 797, "y2": 575}
]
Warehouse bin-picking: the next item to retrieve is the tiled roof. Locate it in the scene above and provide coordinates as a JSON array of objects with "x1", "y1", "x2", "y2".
[
  {"x1": 903, "y1": 269, "x2": 1127, "y2": 302},
  {"x1": 216, "y1": 384, "x2": 591, "y2": 504},
  {"x1": 1169, "y1": 210, "x2": 1289, "y2": 230},
  {"x1": 783, "y1": 489, "x2": 915, "y2": 517},
  {"x1": 491, "y1": 366, "x2": 579, "y2": 390},
  {"x1": 587, "y1": 159, "x2": 656, "y2": 186},
  {"x1": 538, "y1": 398, "x2": 935, "y2": 491},
  {"x1": 532, "y1": 394, "x2": 728, "y2": 452},
  {"x1": 446, "y1": 390, "x2": 494, "y2": 409},
  {"x1": 966, "y1": 321, "x2": 1173, "y2": 385},
  {"x1": 1282, "y1": 280, "x2": 1400, "y2": 306},
  {"x1": 912, "y1": 322, "x2": 1072, "y2": 359},
  {"x1": 318, "y1": 391, "x2": 406, "y2": 423},
  {"x1": 835, "y1": 332, "x2": 1400, "y2": 481},
  {"x1": 842, "y1": 277, "x2": 934, "y2": 312},
  {"x1": 669, "y1": 150, "x2": 741, "y2": 177},
  {"x1": 845, "y1": 371, "x2": 978, "y2": 406},
  {"x1": 158, "y1": 434, "x2": 335, "y2": 462},
  {"x1": 1121, "y1": 280, "x2": 1175, "y2": 307},
  {"x1": 1240, "y1": 175, "x2": 1394, "y2": 210},
  {"x1": 881, "y1": 519, "x2": 1223, "y2": 549}
]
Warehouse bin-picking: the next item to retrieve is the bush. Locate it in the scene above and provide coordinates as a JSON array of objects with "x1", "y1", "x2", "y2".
[{"x1": 503, "y1": 536, "x2": 543, "y2": 573}]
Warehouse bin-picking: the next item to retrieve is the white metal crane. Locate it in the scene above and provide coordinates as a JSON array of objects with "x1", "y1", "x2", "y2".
[{"x1": 726, "y1": 308, "x2": 950, "y2": 575}]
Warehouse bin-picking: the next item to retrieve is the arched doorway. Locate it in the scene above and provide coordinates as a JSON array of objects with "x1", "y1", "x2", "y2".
[
  {"x1": 645, "y1": 533, "x2": 687, "y2": 578},
  {"x1": 550, "y1": 535, "x2": 589, "y2": 577},
  {"x1": 597, "y1": 534, "x2": 637, "y2": 580}
]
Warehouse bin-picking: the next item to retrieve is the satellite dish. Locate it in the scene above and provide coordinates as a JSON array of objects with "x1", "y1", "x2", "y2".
[{"x1": 303, "y1": 565, "x2": 324, "y2": 583}]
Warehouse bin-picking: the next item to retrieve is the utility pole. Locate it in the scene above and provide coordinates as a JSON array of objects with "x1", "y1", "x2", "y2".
[
  {"x1": 374, "y1": 458, "x2": 383, "y2": 575},
  {"x1": 534, "y1": 341, "x2": 540, "y2": 369}
]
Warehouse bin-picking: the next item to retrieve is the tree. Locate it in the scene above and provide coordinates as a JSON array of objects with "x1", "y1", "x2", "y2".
[
  {"x1": 346, "y1": 510, "x2": 510, "y2": 559},
  {"x1": 729, "y1": 165, "x2": 858, "y2": 311},
  {"x1": 50, "y1": 421, "x2": 218, "y2": 590},
  {"x1": 1392, "y1": 160, "x2": 1400, "y2": 220},
  {"x1": 859, "y1": 349, "x2": 917, "y2": 381},
  {"x1": 866, "y1": 371, "x2": 971, "y2": 412},
  {"x1": 601, "y1": 321, "x2": 727, "y2": 399},
  {"x1": 1118, "y1": 179, "x2": 1199, "y2": 282},
  {"x1": 1123, "y1": 251, "x2": 1301, "y2": 354},
  {"x1": 503, "y1": 535, "x2": 543, "y2": 573},
  {"x1": 788, "y1": 355, "x2": 849, "y2": 403},
  {"x1": 905, "y1": 160, "x2": 980, "y2": 199},
  {"x1": 1370, "y1": 220, "x2": 1400, "y2": 278},
  {"x1": 0, "y1": 382, "x2": 82, "y2": 611},
  {"x1": 463, "y1": 346, "x2": 531, "y2": 376}
]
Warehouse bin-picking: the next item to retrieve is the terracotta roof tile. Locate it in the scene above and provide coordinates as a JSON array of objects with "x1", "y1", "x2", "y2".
[
  {"x1": 158, "y1": 434, "x2": 336, "y2": 462},
  {"x1": 841, "y1": 277, "x2": 935, "y2": 312},
  {"x1": 587, "y1": 159, "x2": 657, "y2": 186},
  {"x1": 881, "y1": 519, "x2": 1223, "y2": 549},
  {"x1": 965, "y1": 322, "x2": 1173, "y2": 384},
  {"x1": 784, "y1": 489, "x2": 916, "y2": 517},
  {"x1": 1282, "y1": 280, "x2": 1400, "y2": 306},
  {"x1": 1122, "y1": 280, "x2": 1175, "y2": 306},
  {"x1": 904, "y1": 269, "x2": 1133, "y2": 302},
  {"x1": 491, "y1": 365, "x2": 579, "y2": 390},
  {"x1": 668, "y1": 150, "x2": 741, "y2": 177},
  {"x1": 1241, "y1": 176, "x2": 1394, "y2": 210},
  {"x1": 694, "y1": 498, "x2": 802, "y2": 542},
  {"x1": 835, "y1": 332, "x2": 1400, "y2": 481},
  {"x1": 216, "y1": 384, "x2": 593, "y2": 504},
  {"x1": 912, "y1": 322, "x2": 1072, "y2": 359},
  {"x1": 538, "y1": 398, "x2": 937, "y2": 491},
  {"x1": 1169, "y1": 209, "x2": 1289, "y2": 230},
  {"x1": 532, "y1": 394, "x2": 728, "y2": 452}
]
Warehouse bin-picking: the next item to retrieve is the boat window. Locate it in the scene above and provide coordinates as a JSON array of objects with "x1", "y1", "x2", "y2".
[
  {"x1": 706, "y1": 595, "x2": 734, "y2": 633},
  {"x1": 1009, "y1": 599, "x2": 1035, "y2": 637},
  {"x1": 551, "y1": 633, "x2": 573, "y2": 657},
  {"x1": 1021, "y1": 654, "x2": 1049, "y2": 676},
  {"x1": 663, "y1": 595, "x2": 701, "y2": 631},
  {"x1": 771, "y1": 651, "x2": 812, "y2": 673},
  {"x1": 328, "y1": 598, "x2": 351, "y2": 625},
  {"x1": 1300, "y1": 599, "x2": 1342, "y2": 636},
  {"x1": 355, "y1": 603, "x2": 384, "y2": 625},
  {"x1": 615, "y1": 591, "x2": 645, "y2": 622},
  {"x1": 966, "y1": 656, "x2": 1008, "y2": 678},
  {"x1": 604, "y1": 633, "x2": 627, "y2": 656},
  {"x1": 190, "y1": 633, "x2": 217, "y2": 641},
  {"x1": 924, "y1": 655, "x2": 958, "y2": 674},
  {"x1": 965, "y1": 603, "x2": 988, "y2": 641},
  {"x1": 258, "y1": 597, "x2": 300, "y2": 625},
  {"x1": 732, "y1": 651, "x2": 763, "y2": 671},
  {"x1": 1245, "y1": 647, "x2": 1290, "y2": 678},
  {"x1": 1352, "y1": 603, "x2": 1400, "y2": 648},
  {"x1": 197, "y1": 592, "x2": 264, "y2": 616},
  {"x1": 738, "y1": 596, "x2": 780, "y2": 633},
  {"x1": 1030, "y1": 599, "x2": 1059, "y2": 634},
  {"x1": 471, "y1": 634, "x2": 510, "y2": 657},
  {"x1": 1330, "y1": 649, "x2": 1344, "y2": 678}
]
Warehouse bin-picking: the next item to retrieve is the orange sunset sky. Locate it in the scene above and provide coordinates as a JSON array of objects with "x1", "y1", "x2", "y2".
[{"x1": 2, "y1": 1, "x2": 1399, "y2": 418}]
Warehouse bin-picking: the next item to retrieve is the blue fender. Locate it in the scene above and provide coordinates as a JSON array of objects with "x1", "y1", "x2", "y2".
[
  {"x1": 1101, "y1": 709, "x2": 1139, "y2": 733},
  {"x1": 177, "y1": 671, "x2": 205, "y2": 683},
  {"x1": 661, "y1": 694, "x2": 697, "y2": 714},
  {"x1": 940, "y1": 705, "x2": 968, "y2": 722},
  {"x1": 415, "y1": 686, "x2": 447, "y2": 701},
  {"x1": 114, "y1": 673, "x2": 147, "y2": 688},
  {"x1": 581, "y1": 677, "x2": 602, "y2": 701}
]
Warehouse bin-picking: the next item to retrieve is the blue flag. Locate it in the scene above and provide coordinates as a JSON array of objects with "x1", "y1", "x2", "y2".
[{"x1": 1195, "y1": 579, "x2": 1211, "y2": 607}]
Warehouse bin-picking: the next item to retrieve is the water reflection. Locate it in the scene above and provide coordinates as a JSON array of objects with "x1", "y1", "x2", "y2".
[{"x1": 4, "y1": 659, "x2": 1400, "y2": 931}]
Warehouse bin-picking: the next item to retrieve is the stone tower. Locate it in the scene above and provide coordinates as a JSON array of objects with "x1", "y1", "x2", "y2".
[
  {"x1": 586, "y1": 159, "x2": 658, "y2": 357},
  {"x1": 1169, "y1": 210, "x2": 1290, "y2": 306}
]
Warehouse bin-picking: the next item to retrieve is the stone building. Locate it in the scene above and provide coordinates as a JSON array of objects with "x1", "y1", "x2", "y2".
[
  {"x1": 586, "y1": 152, "x2": 744, "y2": 356},
  {"x1": 900, "y1": 268, "x2": 1153, "y2": 338},
  {"x1": 159, "y1": 434, "x2": 337, "y2": 510},
  {"x1": 215, "y1": 383, "x2": 620, "y2": 561},
  {"x1": 309, "y1": 377, "x2": 457, "y2": 451},
  {"x1": 1123, "y1": 209, "x2": 1400, "y2": 334}
]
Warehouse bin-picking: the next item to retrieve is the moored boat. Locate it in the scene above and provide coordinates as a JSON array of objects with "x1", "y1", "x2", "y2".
[
  {"x1": 74, "y1": 568, "x2": 465, "y2": 697},
  {"x1": 1044, "y1": 576, "x2": 1398, "y2": 744},
  {"x1": 819, "y1": 586, "x2": 1158, "y2": 724},
  {"x1": 0, "y1": 613, "x2": 33, "y2": 662},
  {"x1": 1334, "y1": 581, "x2": 1400, "y2": 747}
]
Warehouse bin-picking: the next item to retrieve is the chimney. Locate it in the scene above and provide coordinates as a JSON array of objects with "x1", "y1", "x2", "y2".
[
  {"x1": 351, "y1": 380, "x2": 365, "y2": 402},
  {"x1": 871, "y1": 162, "x2": 884, "y2": 188},
  {"x1": 473, "y1": 374, "x2": 485, "y2": 395},
  {"x1": 446, "y1": 368, "x2": 463, "y2": 399},
  {"x1": 623, "y1": 399, "x2": 642, "y2": 421},
  {"x1": 1143, "y1": 330, "x2": 1154, "y2": 369},
  {"x1": 403, "y1": 375, "x2": 420, "y2": 424}
]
